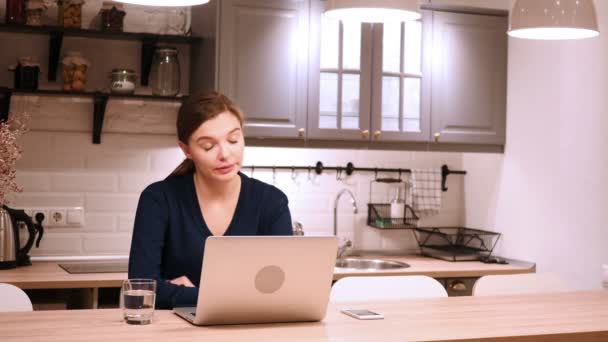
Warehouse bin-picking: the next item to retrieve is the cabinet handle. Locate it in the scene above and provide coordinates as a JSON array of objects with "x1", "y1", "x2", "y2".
[
  {"x1": 434, "y1": 132, "x2": 441, "y2": 142},
  {"x1": 448, "y1": 280, "x2": 467, "y2": 292},
  {"x1": 297, "y1": 128, "x2": 305, "y2": 138},
  {"x1": 361, "y1": 130, "x2": 370, "y2": 139},
  {"x1": 373, "y1": 130, "x2": 381, "y2": 140}
]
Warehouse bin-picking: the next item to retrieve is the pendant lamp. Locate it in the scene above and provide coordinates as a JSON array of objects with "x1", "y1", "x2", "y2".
[
  {"x1": 113, "y1": 0, "x2": 210, "y2": 6},
  {"x1": 324, "y1": 0, "x2": 421, "y2": 23},
  {"x1": 508, "y1": 0, "x2": 599, "y2": 40}
]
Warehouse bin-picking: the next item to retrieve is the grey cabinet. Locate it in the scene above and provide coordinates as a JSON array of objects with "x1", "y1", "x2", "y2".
[
  {"x1": 191, "y1": 0, "x2": 310, "y2": 140},
  {"x1": 307, "y1": 0, "x2": 373, "y2": 141},
  {"x1": 430, "y1": 11, "x2": 507, "y2": 145}
]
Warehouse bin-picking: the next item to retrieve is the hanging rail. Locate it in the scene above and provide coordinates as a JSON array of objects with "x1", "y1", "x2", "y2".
[{"x1": 242, "y1": 161, "x2": 466, "y2": 192}]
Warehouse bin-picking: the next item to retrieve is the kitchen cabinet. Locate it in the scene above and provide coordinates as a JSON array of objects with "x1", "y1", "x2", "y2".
[
  {"x1": 191, "y1": 1, "x2": 507, "y2": 148},
  {"x1": 307, "y1": 4, "x2": 507, "y2": 146},
  {"x1": 430, "y1": 11, "x2": 507, "y2": 145},
  {"x1": 191, "y1": 0, "x2": 309, "y2": 140},
  {"x1": 419, "y1": 0, "x2": 510, "y2": 11},
  {"x1": 307, "y1": 3, "x2": 430, "y2": 143}
]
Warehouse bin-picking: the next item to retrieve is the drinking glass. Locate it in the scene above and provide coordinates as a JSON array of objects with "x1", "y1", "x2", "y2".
[{"x1": 121, "y1": 279, "x2": 156, "y2": 325}]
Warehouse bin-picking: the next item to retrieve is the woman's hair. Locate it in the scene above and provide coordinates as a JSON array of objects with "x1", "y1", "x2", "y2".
[{"x1": 169, "y1": 91, "x2": 245, "y2": 177}]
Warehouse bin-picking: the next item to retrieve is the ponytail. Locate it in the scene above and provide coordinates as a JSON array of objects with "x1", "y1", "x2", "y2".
[{"x1": 168, "y1": 158, "x2": 195, "y2": 178}]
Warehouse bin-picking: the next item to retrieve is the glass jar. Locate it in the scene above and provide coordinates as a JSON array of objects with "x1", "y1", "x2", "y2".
[
  {"x1": 110, "y1": 69, "x2": 137, "y2": 94},
  {"x1": 9, "y1": 57, "x2": 40, "y2": 90},
  {"x1": 149, "y1": 47, "x2": 180, "y2": 97},
  {"x1": 58, "y1": 0, "x2": 84, "y2": 29},
  {"x1": 100, "y1": 1, "x2": 126, "y2": 32},
  {"x1": 5, "y1": 0, "x2": 25, "y2": 24},
  {"x1": 25, "y1": 0, "x2": 46, "y2": 26},
  {"x1": 61, "y1": 51, "x2": 91, "y2": 92}
]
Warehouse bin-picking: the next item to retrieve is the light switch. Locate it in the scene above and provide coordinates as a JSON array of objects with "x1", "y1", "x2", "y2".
[{"x1": 67, "y1": 207, "x2": 85, "y2": 226}]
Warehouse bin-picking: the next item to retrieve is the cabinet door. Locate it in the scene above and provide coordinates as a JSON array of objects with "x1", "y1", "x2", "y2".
[
  {"x1": 218, "y1": 0, "x2": 309, "y2": 139},
  {"x1": 431, "y1": 12, "x2": 507, "y2": 145},
  {"x1": 307, "y1": 0, "x2": 373, "y2": 141},
  {"x1": 370, "y1": 10, "x2": 432, "y2": 142}
]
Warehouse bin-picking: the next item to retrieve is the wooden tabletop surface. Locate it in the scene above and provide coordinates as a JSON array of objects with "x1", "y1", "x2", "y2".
[
  {"x1": 0, "y1": 255, "x2": 535, "y2": 289},
  {"x1": 0, "y1": 290, "x2": 605, "y2": 341}
]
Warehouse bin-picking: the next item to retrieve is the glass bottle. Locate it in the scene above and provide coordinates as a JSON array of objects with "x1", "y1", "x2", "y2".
[
  {"x1": 6, "y1": 0, "x2": 25, "y2": 24},
  {"x1": 149, "y1": 47, "x2": 180, "y2": 97}
]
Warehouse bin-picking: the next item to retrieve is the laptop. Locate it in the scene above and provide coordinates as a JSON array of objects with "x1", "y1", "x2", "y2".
[{"x1": 174, "y1": 236, "x2": 338, "y2": 326}]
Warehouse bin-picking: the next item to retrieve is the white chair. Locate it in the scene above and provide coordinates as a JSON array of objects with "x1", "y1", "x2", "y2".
[
  {"x1": 473, "y1": 273, "x2": 570, "y2": 297},
  {"x1": 0, "y1": 283, "x2": 33, "y2": 312},
  {"x1": 330, "y1": 275, "x2": 448, "y2": 303}
]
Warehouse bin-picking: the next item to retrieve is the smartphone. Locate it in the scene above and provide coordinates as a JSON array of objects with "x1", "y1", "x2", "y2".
[{"x1": 340, "y1": 309, "x2": 384, "y2": 320}]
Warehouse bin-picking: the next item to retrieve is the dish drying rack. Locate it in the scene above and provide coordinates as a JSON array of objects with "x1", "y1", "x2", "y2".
[{"x1": 413, "y1": 227, "x2": 501, "y2": 261}]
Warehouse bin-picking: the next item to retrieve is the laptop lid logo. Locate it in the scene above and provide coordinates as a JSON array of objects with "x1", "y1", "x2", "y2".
[{"x1": 254, "y1": 265, "x2": 285, "y2": 294}]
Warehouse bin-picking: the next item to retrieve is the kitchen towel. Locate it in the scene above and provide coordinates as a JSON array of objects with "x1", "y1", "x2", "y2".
[{"x1": 411, "y1": 168, "x2": 442, "y2": 217}]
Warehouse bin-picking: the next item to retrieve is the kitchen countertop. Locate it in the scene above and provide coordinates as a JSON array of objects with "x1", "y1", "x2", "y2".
[
  {"x1": 1, "y1": 290, "x2": 606, "y2": 341},
  {"x1": 0, "y1": 255, "x2": 535, "y2": 289}
]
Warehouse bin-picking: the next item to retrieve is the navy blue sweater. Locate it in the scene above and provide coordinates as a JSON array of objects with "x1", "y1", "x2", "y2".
[{"x1": 128, "y1": 172, "x2": 292, "y2": 309}]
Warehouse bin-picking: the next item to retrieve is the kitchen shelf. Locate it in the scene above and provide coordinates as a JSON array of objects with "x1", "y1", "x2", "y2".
[
  {"x1": 0, "y1": 87, "x2": 185, "y2": 144},
  {"x1": 0, "y1": 23, "x2": 202, "y2": 85}
]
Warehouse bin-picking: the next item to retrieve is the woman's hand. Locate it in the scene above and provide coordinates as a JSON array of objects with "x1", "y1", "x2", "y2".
[{"x1": 169, "y1": 276, "x2": 195, "y2": 287}]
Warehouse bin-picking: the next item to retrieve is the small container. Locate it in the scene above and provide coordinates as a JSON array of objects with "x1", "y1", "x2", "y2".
[
  {"x1": 61, "y1": 51, "x2": 91, "y2": 92},
  {"x1": 8, "y1": 57, "x2": 41, "y2": 90},
  {"x1": 100, "y1": 1, "x2": 126, "y2": 32},
  {"x1": 25, "y1": 0, "x2": 46, "y2": 26},
  {"x1": 58, "y1": 0, "x2": 84, "y2": 29},
  {"x1": 110, "y1": 69, "x2": 137, "y2": 94},
  {"x1": 390, "y1": 187, "x2": 405, "y2": 219},
  {"x1": 5, "y1": 0, "x2": 26, "y2": 24},
  {"x1": 149, "y1": 47, "x2": 180, "y2": 97},
  {"x1": 602, "y1": 264, "x2": 608, "y2": 289}
]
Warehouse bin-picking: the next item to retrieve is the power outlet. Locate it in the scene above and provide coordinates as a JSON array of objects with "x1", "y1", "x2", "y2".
[
  {"x1": 49, "y1": 209, "x2": 67, "y2": 226},
  {"x1": 32, "y1": 209, "x2": 49, "y2": 226}
]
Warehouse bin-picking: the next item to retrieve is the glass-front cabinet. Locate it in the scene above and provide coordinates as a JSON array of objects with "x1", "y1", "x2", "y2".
[{"x1": 308, "y1": 1, "x2": 431, "y2": 142}]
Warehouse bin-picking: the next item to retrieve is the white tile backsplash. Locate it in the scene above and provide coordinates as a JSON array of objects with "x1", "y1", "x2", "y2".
[{"x1": 10, "y1": 97, "x2": 467, "y2": 257}]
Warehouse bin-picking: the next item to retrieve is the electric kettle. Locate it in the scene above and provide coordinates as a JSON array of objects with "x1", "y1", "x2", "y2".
[{"x1": 0, "y1": 205, "x2": 43, "y2": 269}]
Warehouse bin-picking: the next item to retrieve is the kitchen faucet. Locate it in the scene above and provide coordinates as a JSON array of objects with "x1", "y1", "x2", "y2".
[{"x1": 334, "y1": 189, "x2": 358, "y2": 259}]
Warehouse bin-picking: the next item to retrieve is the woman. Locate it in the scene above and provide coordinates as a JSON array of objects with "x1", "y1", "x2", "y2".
[{"x1": 128, "y1": 92, "x2": 293, "y2": 309}]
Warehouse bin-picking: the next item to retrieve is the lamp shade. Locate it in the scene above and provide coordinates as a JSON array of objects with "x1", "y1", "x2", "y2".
[
  {"x1": 113, "y1": 0, "x2": 210, "y2": 6},
  {"x1": 508, "y1": 0, "x2": 599, "y2": 40},
  {"x1": 324, "y1": 0, "x2": 421, "y2": 23}
]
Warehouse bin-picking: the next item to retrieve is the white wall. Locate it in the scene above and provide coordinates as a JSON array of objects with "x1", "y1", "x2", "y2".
[{"x1": 464, "y1": 1, "x2": 608, "y2": 290}]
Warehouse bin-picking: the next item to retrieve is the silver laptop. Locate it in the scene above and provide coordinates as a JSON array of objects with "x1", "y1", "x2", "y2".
[{"x1": 174, "y1": 236, "x2": 338, "y2": 326}]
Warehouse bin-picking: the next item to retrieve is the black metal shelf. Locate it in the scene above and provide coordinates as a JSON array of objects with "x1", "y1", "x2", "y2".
[
  {"x1": 0, "y1": 87, "x2": 185, "y2": 144},
  {"x1": 0, "y1": 23, "x2": 201, "y2": 85}
]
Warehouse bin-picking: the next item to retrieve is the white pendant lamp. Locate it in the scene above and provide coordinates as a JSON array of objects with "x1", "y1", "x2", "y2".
[
  {"x1": 324, "y1": 0, "x2": 421, "y2": 23},
  {"x1": 113, "y1": 0, "x2": 210, "y2": 6},
  {"x1": 508, "y1": 0, "x2": 599, "y2": 40}
]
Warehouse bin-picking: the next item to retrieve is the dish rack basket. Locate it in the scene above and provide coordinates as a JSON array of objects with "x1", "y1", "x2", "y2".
[
  {"x1": 413, "y1": 227, "x2": 501, "y2": 261},
  {"x1": 366, "y1": 177, "x2": 419, "y2": 229}
]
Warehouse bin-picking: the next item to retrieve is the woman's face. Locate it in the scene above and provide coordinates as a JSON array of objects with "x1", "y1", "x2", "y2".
[{"x1": 179, "y1": 111, "x2": 244, "y2": 183}]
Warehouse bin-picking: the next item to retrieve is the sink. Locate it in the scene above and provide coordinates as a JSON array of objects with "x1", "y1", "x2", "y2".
[{"x1": 335, "y1": 258, "x2": 410, "y2": 270}]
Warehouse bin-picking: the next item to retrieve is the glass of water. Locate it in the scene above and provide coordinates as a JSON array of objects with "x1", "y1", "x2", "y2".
[{"x1": 121, "y1": 279, "x2": 156, "y2": 325}]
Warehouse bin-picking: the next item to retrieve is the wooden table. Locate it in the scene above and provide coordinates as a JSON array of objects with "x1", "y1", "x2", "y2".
[{"x1": 0, "y1": 290, "x2": 606, "y2": 341}]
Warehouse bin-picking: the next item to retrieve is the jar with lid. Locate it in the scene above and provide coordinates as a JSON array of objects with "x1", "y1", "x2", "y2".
[
  {"x1": 58, "y1": 0, "x2": 84, "y2": 29},
  {"x1": 100, "y1": 1, "x2": 126, "y2": 32},
  {"x1": 25, "y1": 0, "x2": 46, "y2": 26},
  {"x1": 61, "y1": 51, "x2": 91, "y2": 92},
  {"x1": 8, "y1": 57, "x2": 41, "y2": 90},
  {"x1": 110, "y1": 69, "x2": 137, "y2": 94},
  {"x1": 5, "y1": 0, "x2": 25, "y2": 24},
  {"x1": 149, "y1": 47, "x2": 180, "y2": 97}
]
